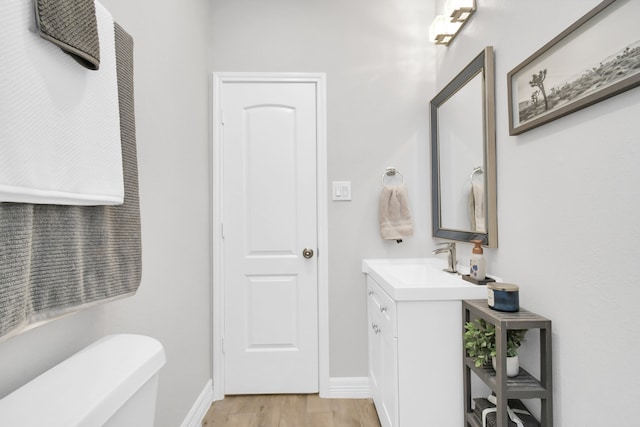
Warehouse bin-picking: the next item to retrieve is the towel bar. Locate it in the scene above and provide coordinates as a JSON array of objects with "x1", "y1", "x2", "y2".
[
  {"x1": 469, "y1": 166, "x2": 483, "y2": 182},
  {"x1": 382, "y1": 167, "x2": 405, "y2": 185}
]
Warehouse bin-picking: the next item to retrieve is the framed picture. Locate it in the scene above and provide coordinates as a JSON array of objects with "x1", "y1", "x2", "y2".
[{"x1": 507, "y1": 0, "x2": 640, "y2": 135}]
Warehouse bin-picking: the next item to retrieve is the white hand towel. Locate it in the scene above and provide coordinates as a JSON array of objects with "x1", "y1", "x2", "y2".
[
  {"x1": 379, "y1": 185, "x2": 414, "y2": 240},
  {"x1": 0, "y1": 0, "x2": 124, "y2": 205}
]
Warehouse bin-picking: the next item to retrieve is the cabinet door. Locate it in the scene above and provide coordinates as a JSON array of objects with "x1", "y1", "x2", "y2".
[
  {"x1": 367, "y1": 278, "x2": 399, "y2": 427},
  {"x1": 379, "y1": 327, "x2": 399, "y2": 427},
  {"x1": 368, "y1": 298, "x2": 383, "y2": 408}
]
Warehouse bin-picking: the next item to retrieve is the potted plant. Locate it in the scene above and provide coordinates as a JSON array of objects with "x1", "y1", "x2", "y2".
[{"x1": 464, "y1": 319, "x2": 527, "y2": 377}]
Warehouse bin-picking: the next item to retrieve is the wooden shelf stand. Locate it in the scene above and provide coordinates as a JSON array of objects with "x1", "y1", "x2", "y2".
[{"x1": 462, "y1": 299, "x2": 553, "y2": 427}]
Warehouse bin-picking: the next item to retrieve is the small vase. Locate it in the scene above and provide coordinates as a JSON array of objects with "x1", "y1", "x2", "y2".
[{"x1": 492, "y1": 355, "x2": 520, "y2": 377}]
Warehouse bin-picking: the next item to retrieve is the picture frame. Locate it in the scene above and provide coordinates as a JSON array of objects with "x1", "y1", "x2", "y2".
[{"x1": 507, "y1": 0, "x2": 640, "y2": 135}]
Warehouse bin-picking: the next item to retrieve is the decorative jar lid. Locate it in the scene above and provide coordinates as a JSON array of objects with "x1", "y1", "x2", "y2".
[{"x1": 488, "y1": 282, "x2": 519, "y2": 292}]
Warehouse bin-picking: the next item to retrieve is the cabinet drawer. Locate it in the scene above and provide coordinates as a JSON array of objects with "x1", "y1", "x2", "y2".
[{"x1": 367, "y1": 277, "x2": 397, "y2": 338}]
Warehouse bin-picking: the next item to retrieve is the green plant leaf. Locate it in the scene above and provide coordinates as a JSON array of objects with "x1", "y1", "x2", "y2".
[{"x1": 463, "y1": 319, "x2": 528, "y2": 367}]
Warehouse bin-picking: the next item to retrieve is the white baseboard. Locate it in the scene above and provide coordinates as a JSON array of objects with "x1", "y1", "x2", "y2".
[
  {"x1": 180, "y1": 379, "x2": 214, "y2": 427},
  {"x1": 325, "y1": 377, "x2": 371, "y2": 399}
]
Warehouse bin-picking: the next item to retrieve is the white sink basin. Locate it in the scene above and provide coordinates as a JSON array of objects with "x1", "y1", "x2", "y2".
[{"x1": 362, "y1": 258, "x2": 490, "y2": 301}]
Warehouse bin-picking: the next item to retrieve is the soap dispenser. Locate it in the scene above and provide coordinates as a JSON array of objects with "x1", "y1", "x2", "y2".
[{"x1": 470, "y1": 240, "x2": 486, "y2": 281}]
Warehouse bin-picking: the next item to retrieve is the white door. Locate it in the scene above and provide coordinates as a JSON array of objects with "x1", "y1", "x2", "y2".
[{"x1": 221, "y1": 80, "x2": 318, "y2": 394}]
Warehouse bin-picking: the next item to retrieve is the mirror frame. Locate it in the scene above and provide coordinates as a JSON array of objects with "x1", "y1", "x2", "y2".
[{"x1": 430, "y1": 46, "x2": 498, "y2": 247}]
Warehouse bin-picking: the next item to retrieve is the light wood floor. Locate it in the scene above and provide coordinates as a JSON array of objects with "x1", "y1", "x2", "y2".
[{"x1": 201, "y1": 394, "x2": 382, "y2": 427}]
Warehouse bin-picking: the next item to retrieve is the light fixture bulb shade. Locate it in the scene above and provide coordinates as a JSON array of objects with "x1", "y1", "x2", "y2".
[
  {"x1": 429, "y1": 15, "x2": 446, "y2": 42},
  {"x1": 444, "y1": 0, "x2": 476, "y2": 22},
  {"x1": 429, "y1": 15, "x2": 462, "y2": 44}
]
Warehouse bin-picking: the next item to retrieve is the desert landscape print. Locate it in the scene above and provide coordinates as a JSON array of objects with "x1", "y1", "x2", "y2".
[{"x1": 517, "y1": 41, "x2": 640, "y2": 124}]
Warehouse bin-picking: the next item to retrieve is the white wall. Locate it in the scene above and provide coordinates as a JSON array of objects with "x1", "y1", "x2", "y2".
[
  {"x1": 0, "y1": 1, "x2": 212, "y2": 426},
  {"x1": 434, "y1": 0, "x2": 640, "y2": 425},
  {"x1": 210, "y1": 0, "x2": 437, "y2": 378}
]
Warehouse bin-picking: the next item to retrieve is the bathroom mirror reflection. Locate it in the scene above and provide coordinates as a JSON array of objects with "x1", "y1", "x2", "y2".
[{"x1": 430, "y1": 46, "x2": 497, "y2": 247}]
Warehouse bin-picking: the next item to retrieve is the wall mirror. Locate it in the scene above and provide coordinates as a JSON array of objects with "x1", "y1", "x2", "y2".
[{"x1": 430, "y1": 46, "x2": 497, "y2": 247}]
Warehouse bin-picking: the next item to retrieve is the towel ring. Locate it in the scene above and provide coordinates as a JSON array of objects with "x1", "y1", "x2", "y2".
[
  {"x1": 382, "y1": 167, "x2": 405, "y2": 185},
  {"x1": 470, "y1": 166, "x2": 483, "y2": 182}
]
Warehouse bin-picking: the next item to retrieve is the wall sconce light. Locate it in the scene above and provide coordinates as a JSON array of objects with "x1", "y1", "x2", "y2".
[
  {"x1": 445, "y1": 0, "x2": 476, "y2": 23},
  {"x1": 429, "y1": 0, "x2": 476, "y2": 46},
  {"x1": 429, "y1": 15, "x2": 462, "y2": 45}
]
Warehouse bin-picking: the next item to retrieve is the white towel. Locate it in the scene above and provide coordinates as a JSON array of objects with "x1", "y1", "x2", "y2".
[
  {"x1": 468, "y1": 181, "x2": 486, "y2": 233},
  {"x1": 0, "y1": 0, "x2": 124, "y2": 205},
  {"x1": 379, "y1": 185, "x2": 414, "y2": 240}
]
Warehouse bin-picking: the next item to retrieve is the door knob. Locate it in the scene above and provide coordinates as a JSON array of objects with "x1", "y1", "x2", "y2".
[{"x1": 302, "y1": 248, "x2": 314, "y2": 259}]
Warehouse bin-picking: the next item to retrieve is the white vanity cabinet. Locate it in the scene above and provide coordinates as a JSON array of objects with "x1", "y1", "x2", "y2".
[
  {"x1": 367, "y1": 277, "x2": 398, "y2": 427},
  {"x1": 364, "y1": 259, "x2": 489, "y2": 427}
]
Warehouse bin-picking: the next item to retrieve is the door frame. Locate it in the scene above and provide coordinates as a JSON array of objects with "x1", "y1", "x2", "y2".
[{"x1": 210, "y1": 72, "x2": 329, "y2": 400}]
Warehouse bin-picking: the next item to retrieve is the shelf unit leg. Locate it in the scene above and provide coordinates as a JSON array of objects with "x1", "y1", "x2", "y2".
[
  {"x1": 540, "y1": 324, "x2": 553, "y2": 426},
  {"x1": 495, "y1": 325, "x2": 508, "y2": 426},
  {"x1": 463, "y1": 307, "x2": 472, "y2": 426}
]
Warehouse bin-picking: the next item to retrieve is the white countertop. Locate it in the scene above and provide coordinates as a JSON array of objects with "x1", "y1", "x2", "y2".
[{"x1": 362, "y1": 258, "x2": 490, "y2": 301}]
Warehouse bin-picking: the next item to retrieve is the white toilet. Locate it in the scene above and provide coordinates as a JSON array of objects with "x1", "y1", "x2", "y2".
[{"x1": 0, "y1": 334, "x2": 166, "y2": 427}]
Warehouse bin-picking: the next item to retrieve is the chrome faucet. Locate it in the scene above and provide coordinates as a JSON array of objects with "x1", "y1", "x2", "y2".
[{"x1": 432, "y1": 242, "x2": 457, "y2": 273}]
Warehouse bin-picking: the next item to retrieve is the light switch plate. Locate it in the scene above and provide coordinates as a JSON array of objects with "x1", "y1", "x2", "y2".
[{"x1": 332, "y1": 181, "x2": 352, "y2": 201}]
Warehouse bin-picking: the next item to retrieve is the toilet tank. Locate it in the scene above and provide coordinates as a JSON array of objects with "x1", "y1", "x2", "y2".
[{"x1": 0, "y1": 334, "x2": 166, "y2": 427}]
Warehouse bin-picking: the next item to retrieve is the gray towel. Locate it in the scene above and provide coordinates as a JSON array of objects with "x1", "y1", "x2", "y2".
[
  {"x1": 379, "y1": 185, "x2": 414, "y2": 241},
  {"x1": 0, "y1": 23, "x2": 139, "y2": 341},
  {"x1": 35, "y1": 0, "x2": 101, "y2": 70}
]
